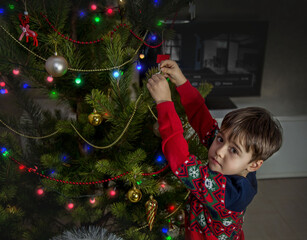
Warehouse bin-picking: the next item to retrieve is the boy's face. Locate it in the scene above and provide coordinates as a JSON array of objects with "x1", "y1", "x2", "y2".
[{"x1": 208, "y1": 129, "x2": 254, "y2": 177}]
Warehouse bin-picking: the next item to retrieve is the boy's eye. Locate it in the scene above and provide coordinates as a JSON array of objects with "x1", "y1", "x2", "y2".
[
  {"x1": 217, "y1": 136, "x2": 223, "y2": 142},
  {"x1": 230, "y1": 147, "x2": 238, "y2": 154}
]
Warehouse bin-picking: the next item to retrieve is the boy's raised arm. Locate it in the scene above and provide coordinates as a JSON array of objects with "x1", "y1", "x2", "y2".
[
  {"x1": 177, "y1": 81, "x2": 218, "y2": 147},
  {"x1": 161, "y1": 60, "x2": 218, "y2": 148}
]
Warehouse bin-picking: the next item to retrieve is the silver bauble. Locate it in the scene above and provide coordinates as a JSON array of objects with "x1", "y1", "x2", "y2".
[{"x1": 45, "y1": 55, "x2": 68, "y2": 77}]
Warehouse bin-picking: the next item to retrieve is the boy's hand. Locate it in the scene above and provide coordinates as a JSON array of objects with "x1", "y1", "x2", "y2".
[
  {"x1": 147, "y1": 74, "x2": 172, "y2": 104},
  {"x1": 160, "y1": 60, "x2": 187, "y2": 87}
]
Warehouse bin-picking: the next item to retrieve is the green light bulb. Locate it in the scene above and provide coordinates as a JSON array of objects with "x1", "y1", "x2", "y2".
[
  {"x1": 95, "y1": 17, "x2": 101, "y2": 23},
  {"x1": 8, "y1": 4, "x2": 15, "y2": 10},
  {"x1": 50, "y1": 90, "x2": 58, "y2": 99},
  {"x1": 75, "y1": 77, "x2": 82, "y2": 85}
]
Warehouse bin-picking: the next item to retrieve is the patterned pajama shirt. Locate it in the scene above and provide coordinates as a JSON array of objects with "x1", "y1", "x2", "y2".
[{"x1": 156, "y1": 81, "x2": 257, "y2": 240}]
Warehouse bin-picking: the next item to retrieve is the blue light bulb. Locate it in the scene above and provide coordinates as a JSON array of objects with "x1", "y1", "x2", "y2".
[
  {"x1": 136, "y1": 64, "x2": 142, "y2": 71},
  {"x1": 156, "y1": 155, "x2": 163, "y2": 162},
  {"x1": 61, "y1": 154, "x2": 69, "y2": 163},
  {"x1": 79, "y1": 11, "x2": 86, "y2": 17},
  {"x1": 23, "y1": 83, "x2": 29, "y2": 89},
  {"x1": 113, "y1": 70, "x2": 120, "y2": 78},
  {"x1": 1, "y1": 148, "x2": 7, "y2": 153},
  {"x1": 162, "y1": 227, "x2": 168, "y2": 234},
  {"x1": 155, "y1": 153, "x2": 166, "y2": 164}
]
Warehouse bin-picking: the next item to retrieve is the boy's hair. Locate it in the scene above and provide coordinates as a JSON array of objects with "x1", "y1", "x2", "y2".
[{"x1": 220, "y1": 107, "x2": 283, "y2": 162}]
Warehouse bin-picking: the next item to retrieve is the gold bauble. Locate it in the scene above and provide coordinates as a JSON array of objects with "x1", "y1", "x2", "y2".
[
  {"x1": 88, "y1": 109, "x2": 103, "y2": 126},
  {"x1": 153, "y1": 121, "x2": 160, "y2": 137},
  {"x1": 127, "y1": 186, "x2": 142, "y2": 203},
  {"x1": 6, "y1": 205, "x2": 17, "y2": 214}
]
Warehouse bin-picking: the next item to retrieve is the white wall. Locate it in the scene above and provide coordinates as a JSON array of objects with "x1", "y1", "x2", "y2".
[{"x1": 256, "y1": 116, "x2": 307, "y2": 179}]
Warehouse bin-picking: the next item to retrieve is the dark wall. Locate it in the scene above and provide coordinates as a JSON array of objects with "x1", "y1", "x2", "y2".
[{"x1": 184, "y1": 0, "x2": 307, "y2": 115}]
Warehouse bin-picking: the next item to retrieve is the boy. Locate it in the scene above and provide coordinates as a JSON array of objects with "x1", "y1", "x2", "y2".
[{"x1": 146, "y1": 60, "x2": 282, "y2": 240}]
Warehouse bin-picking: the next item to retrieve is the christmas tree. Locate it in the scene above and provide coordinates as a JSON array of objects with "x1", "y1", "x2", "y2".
[{"x1": 0, "y1": 0, "x2": 212, "y2": 239}]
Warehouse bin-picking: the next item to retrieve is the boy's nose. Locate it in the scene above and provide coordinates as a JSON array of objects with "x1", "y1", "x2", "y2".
[{"x1": 216, "y1": 145, "x2": 226, "y2": 158}]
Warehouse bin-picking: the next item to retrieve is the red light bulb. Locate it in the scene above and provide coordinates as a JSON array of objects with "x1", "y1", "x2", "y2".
[
  {"x1": 89, "y1": 198, "x2": 96, "y2": 204},
  {"x1": 0, "y1": 82, "x2": 5, "y2": 87},
  {"x1": 67, "y1": 203, "x2": 74, "y2": 209},
  {"x1": 47, "y1": 76, "x2": 53, "y2": 83},
  {"x1": 110, "y1": 190, "x2": 116, "y2": 196},
  {"x1": 37, "y1": 188, "x2": 44, "y2": 195},
  {"x1": 90, "y1": 4, "x2": 97, "y2": 11},
  {"x1": 107, "y1": 8, "x2": 113, "y2": 14},
  {"x1": 13, "y1": 69, "x2": 20, "y2": 75},
  {"x1": 169, "y1": 205, "x2": 175, "y2": 212},
  {"x1": 19, "y1": 165, "x2": 25, "y2": 170}
]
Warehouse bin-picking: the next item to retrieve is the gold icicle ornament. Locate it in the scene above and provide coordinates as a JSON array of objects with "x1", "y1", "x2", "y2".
[{"x1": 145, "y1": 195, "x2": 158, "y2": 231}]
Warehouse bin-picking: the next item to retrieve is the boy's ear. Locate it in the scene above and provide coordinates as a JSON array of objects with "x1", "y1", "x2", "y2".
[{"x1": 247, "y1": 160, "x2": 264, "y2": 172}]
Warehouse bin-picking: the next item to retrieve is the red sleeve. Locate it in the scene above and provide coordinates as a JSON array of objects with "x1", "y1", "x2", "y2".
[
  {"x1": 156, "y1": 98, "x2": 249, "y2": 229},
  {"x1": 176, "y1": 81, "x2": 218, "y2": 148},
  {"x1": 156, "y1": 102, "x2": 226, "y2": 207},
  {"x1": 156, "y1": 101, "x2": 189, "y2": 172}
]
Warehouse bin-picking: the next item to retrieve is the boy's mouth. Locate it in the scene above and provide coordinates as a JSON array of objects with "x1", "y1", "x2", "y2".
[{"x1": 210, "y1": 157, "x2": 222, "y2": 167}]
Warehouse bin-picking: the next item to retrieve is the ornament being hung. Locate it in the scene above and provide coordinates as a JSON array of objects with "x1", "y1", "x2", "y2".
[
  {"x1": 127, "y1": 185, "x2": 142, "y2": 203},
  {"x1": 156, "y1": 54, "x2": 170, "y2": 73},
  {"x1": 18, "y1": 12, "x2": 38, "y2": 46},
  {"x1": 88, "y1": 109, "x2": 103, "y2": 126},
  {"x1": 45, "y1": 53, "x2": 68, "y2": 77},
  {"x1": 156, "y1": 54, "x2": 170, "y2": 64},
  {"x1": 145, "y1": 195, "x2": 158, "y2": 231}
]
